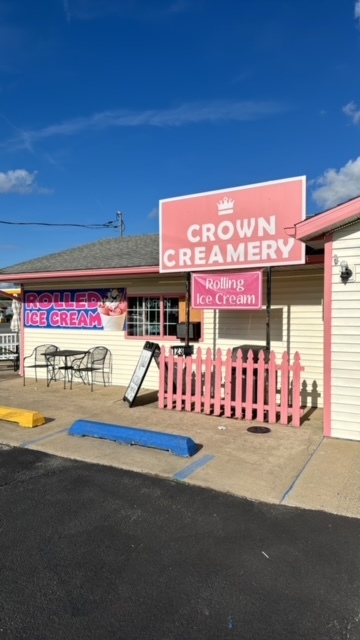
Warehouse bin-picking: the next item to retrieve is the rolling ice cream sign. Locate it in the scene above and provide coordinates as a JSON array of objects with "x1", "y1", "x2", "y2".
[
  {"x1": 192, "y1": 271, "x2": 262, "y2": 310},
  {"x1": 24, "y1": 288, "x2": 127, "y2": 330},
  {"x1": 159, "y1": 177, "x2": 306, "y2": 273}
]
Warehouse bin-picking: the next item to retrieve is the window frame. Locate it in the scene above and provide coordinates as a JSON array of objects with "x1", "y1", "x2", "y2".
[
  {"x1": 126, "y1": 294, "x2": 182, "y2": 340},
  {"x1": 125, "y1": 293, "x2": 203, "y2": 341}
]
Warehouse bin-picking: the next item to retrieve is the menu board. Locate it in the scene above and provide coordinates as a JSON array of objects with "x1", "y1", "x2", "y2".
[{"x1": 123, "y1": 342, "x2": 160, "y2": 407}]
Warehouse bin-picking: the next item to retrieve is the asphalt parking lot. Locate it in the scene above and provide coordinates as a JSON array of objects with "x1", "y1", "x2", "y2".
[
  {"x1": 1, "y1": 445, "x2": 360, "y2": 640},
  {"x1": 2, "y1": 371, "x2": 360, "y2": 519}
]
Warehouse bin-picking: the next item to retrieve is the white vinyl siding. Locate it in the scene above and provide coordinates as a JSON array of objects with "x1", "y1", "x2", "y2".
[
  {"x1": 331, "y1": 222, "x2": 360, "y2": 440},
  {"x1": 22, "y1": 269, "x2": 324, "y2": 407}
]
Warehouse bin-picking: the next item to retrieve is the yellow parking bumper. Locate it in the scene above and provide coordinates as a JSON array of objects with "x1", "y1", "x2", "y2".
[{"x1": 0, "y1": 406, "x2": 45, "y2": 428}]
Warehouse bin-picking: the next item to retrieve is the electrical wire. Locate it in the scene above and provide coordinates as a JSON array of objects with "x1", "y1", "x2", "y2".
[{"x1": 0, "y1": 219, "x2": 119, "y2": 230}]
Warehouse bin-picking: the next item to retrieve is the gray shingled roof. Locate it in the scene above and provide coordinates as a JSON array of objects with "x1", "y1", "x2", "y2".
[{"x1": 0, "y1": 234, "x2": 160, "y2": 274}]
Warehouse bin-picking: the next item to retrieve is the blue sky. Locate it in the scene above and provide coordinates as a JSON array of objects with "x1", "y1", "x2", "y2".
[{"x1": 1, "y1": 0, "x2": 360, "y2": 269}]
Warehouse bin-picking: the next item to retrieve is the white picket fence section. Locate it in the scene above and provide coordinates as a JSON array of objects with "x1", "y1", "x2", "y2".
[{"x1": 0, "y1": 332, "x2": 19, "y2": 363}]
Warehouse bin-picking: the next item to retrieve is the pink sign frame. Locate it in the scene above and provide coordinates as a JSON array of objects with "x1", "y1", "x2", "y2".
[
  {"x1": 192, "y1": 271, "x2": 263, "y2": 310},
  {"x1": 159, "y1": 176, "x2": 306, "y2": 273}
]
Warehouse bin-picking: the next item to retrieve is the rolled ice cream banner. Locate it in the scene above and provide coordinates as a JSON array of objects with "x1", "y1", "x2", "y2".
[
  {"x1": 192, "y1": 271, "x2": 263, "y2": 310},
  {"x1": 24, "y1": 288, "x2": 127, "y2": 330}
]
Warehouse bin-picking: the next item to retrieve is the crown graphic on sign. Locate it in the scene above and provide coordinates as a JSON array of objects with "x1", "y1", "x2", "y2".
[{"x1": 217, "y1": 196, "x2": 235, "y2": 215}]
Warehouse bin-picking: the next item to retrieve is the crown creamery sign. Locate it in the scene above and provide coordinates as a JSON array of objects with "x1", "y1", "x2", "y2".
[{"x1": 159, "y1": 176, "x2": 306, "y2": 273}]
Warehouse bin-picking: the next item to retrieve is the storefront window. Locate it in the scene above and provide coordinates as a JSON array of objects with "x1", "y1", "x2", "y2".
[{"x1": 127, "y1": 296, "x2": 180, "y2": 338}]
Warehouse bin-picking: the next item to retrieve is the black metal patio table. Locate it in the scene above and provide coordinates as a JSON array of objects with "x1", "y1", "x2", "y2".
[{"x1": 44, "y1": 349, "x2": 88, "y2": 388}]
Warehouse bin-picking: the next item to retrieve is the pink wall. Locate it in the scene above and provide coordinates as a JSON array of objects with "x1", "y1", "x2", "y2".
[{"x1": 323, "y1": 235, "x2": 333, "y2": 437}]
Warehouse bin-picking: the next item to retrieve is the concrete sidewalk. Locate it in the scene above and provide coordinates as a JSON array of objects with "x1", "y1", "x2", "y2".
[{"x1": 0, "y1": 372, "x2": 359, "y2": 518}]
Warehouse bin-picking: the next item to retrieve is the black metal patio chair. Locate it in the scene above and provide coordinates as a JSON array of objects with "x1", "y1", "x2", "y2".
[
  {"x1": 23, "y1": 344, "x2": 59, "y2": 386},
  {"x1": 70, "y1": 346, "x2": 112, "y2": 391}
]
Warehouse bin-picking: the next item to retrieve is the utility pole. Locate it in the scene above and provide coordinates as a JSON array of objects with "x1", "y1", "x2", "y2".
[{"x1": 116, "y1": 212, "x2": 126, "y2": 236}]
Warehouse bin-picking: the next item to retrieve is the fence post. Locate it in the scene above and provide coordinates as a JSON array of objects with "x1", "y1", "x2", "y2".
[
  {"x1": 175, "y1": 353, "x2": 184, "y2": 411},
  {"x1": 291, "y1": 352, "x2": 302, "y2": 427},
  {"x1": 194, "y1": 347, "x2": 203, "y2": 413},
  {"x1": 185, "y1": 354, "x2": 193, "y2": 412},
  {"x1": 224, "y1": 349, "x2": 232, "y2": 418},
  {"x1": 158, "y1": 346, "x2": 166, "y2": 409},
  {"x1": 204, "y1": 348, "x2": 213, "y2": 415},
  {"x1": 268, "y1": 351, "x2": 277, "y2": 424},
  {"x1": 167, "y1": 348, "x2": 175, "y2": 410},
  {"x1": 280, "y1": 351, "x2": 290, "y2": 425},
  {"x1": 256, "y1": 350, "x2": 265, "y2": 422},
  {"x1": 234, "y1": 349, "x2": 244, "y2": 419},
  {"x1": 245, "y1": 350, "x2": 254, "y2": 420},
  {"x1": 213, "y1": 348, "x2": 223, "y2": 416}
]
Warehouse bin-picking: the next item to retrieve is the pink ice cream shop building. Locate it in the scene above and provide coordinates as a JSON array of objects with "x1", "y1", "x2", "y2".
[{"x1": 1, "y1": 176, "x2": 360, "y2": 441}]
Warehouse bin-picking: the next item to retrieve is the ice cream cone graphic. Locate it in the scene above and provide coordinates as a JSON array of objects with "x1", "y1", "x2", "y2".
[
  {"x1": 98, "y1": 289, "x2": 127, "y2": 331},
  {"x1": 99, "y1": 312, "x2": 126, "y2": 331}
]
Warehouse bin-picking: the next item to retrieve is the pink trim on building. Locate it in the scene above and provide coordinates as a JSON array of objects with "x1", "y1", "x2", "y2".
[
  {"x1": 20, "y1": 287, "x2": 25, "y2": 377},
  {"x1": 0, "y1": 266, "x2": 160, "y2": 283},
  {"x1": 288, "y1": 197, "x2": 360, "y2": 242},
  {"x1": 1, "y1": 261, "x2": 323, "y2": 284},
  {"x1": 305, "y1": 255, "x2": 324, "y2": 264},
  {"x1": 323, "y1": 235, "x2": 333, "y2": 437}
]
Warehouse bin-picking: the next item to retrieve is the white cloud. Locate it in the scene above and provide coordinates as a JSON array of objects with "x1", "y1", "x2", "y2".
[
  {"x1": 311, "y1": 157, "x2": 360, "y2": 209},
  {"x1": 0, "y1": 170, "x2": 43, "y2": 194},
  {"x1": 343, "y1": 101, "x2": 360, "y2": 125},
  {"x1": 148, "y1": 207, "x2": 159, "y2": 219},
  {"x1": 2, "y1": 100, "x2": 288, "y2": 150},
  {"x1": 355, "y1": 0, "x2": 360, "y2": 26}
]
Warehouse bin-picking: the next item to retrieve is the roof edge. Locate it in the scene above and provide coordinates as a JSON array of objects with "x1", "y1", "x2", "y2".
[
  {"x1": 292, "y1": 197, "x2": 360, "y2": 241},
  {"x1": 0, "y1": 265, "x2": 160, "y2": 282}
]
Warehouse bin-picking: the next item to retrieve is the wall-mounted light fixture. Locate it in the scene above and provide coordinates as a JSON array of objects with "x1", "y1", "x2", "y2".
[{"x1": 339, "y1": 260, "x2": 353, "y2": 284}]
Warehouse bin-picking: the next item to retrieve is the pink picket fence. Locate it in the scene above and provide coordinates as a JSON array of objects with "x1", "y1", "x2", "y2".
[{"x1": 158, "y1": 347, "x2": 304, "y2": 427}]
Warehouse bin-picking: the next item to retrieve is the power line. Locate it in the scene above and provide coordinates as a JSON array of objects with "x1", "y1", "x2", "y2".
[{"x1": 0, "y1": 216, "x2": 122, "y2": 231}]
